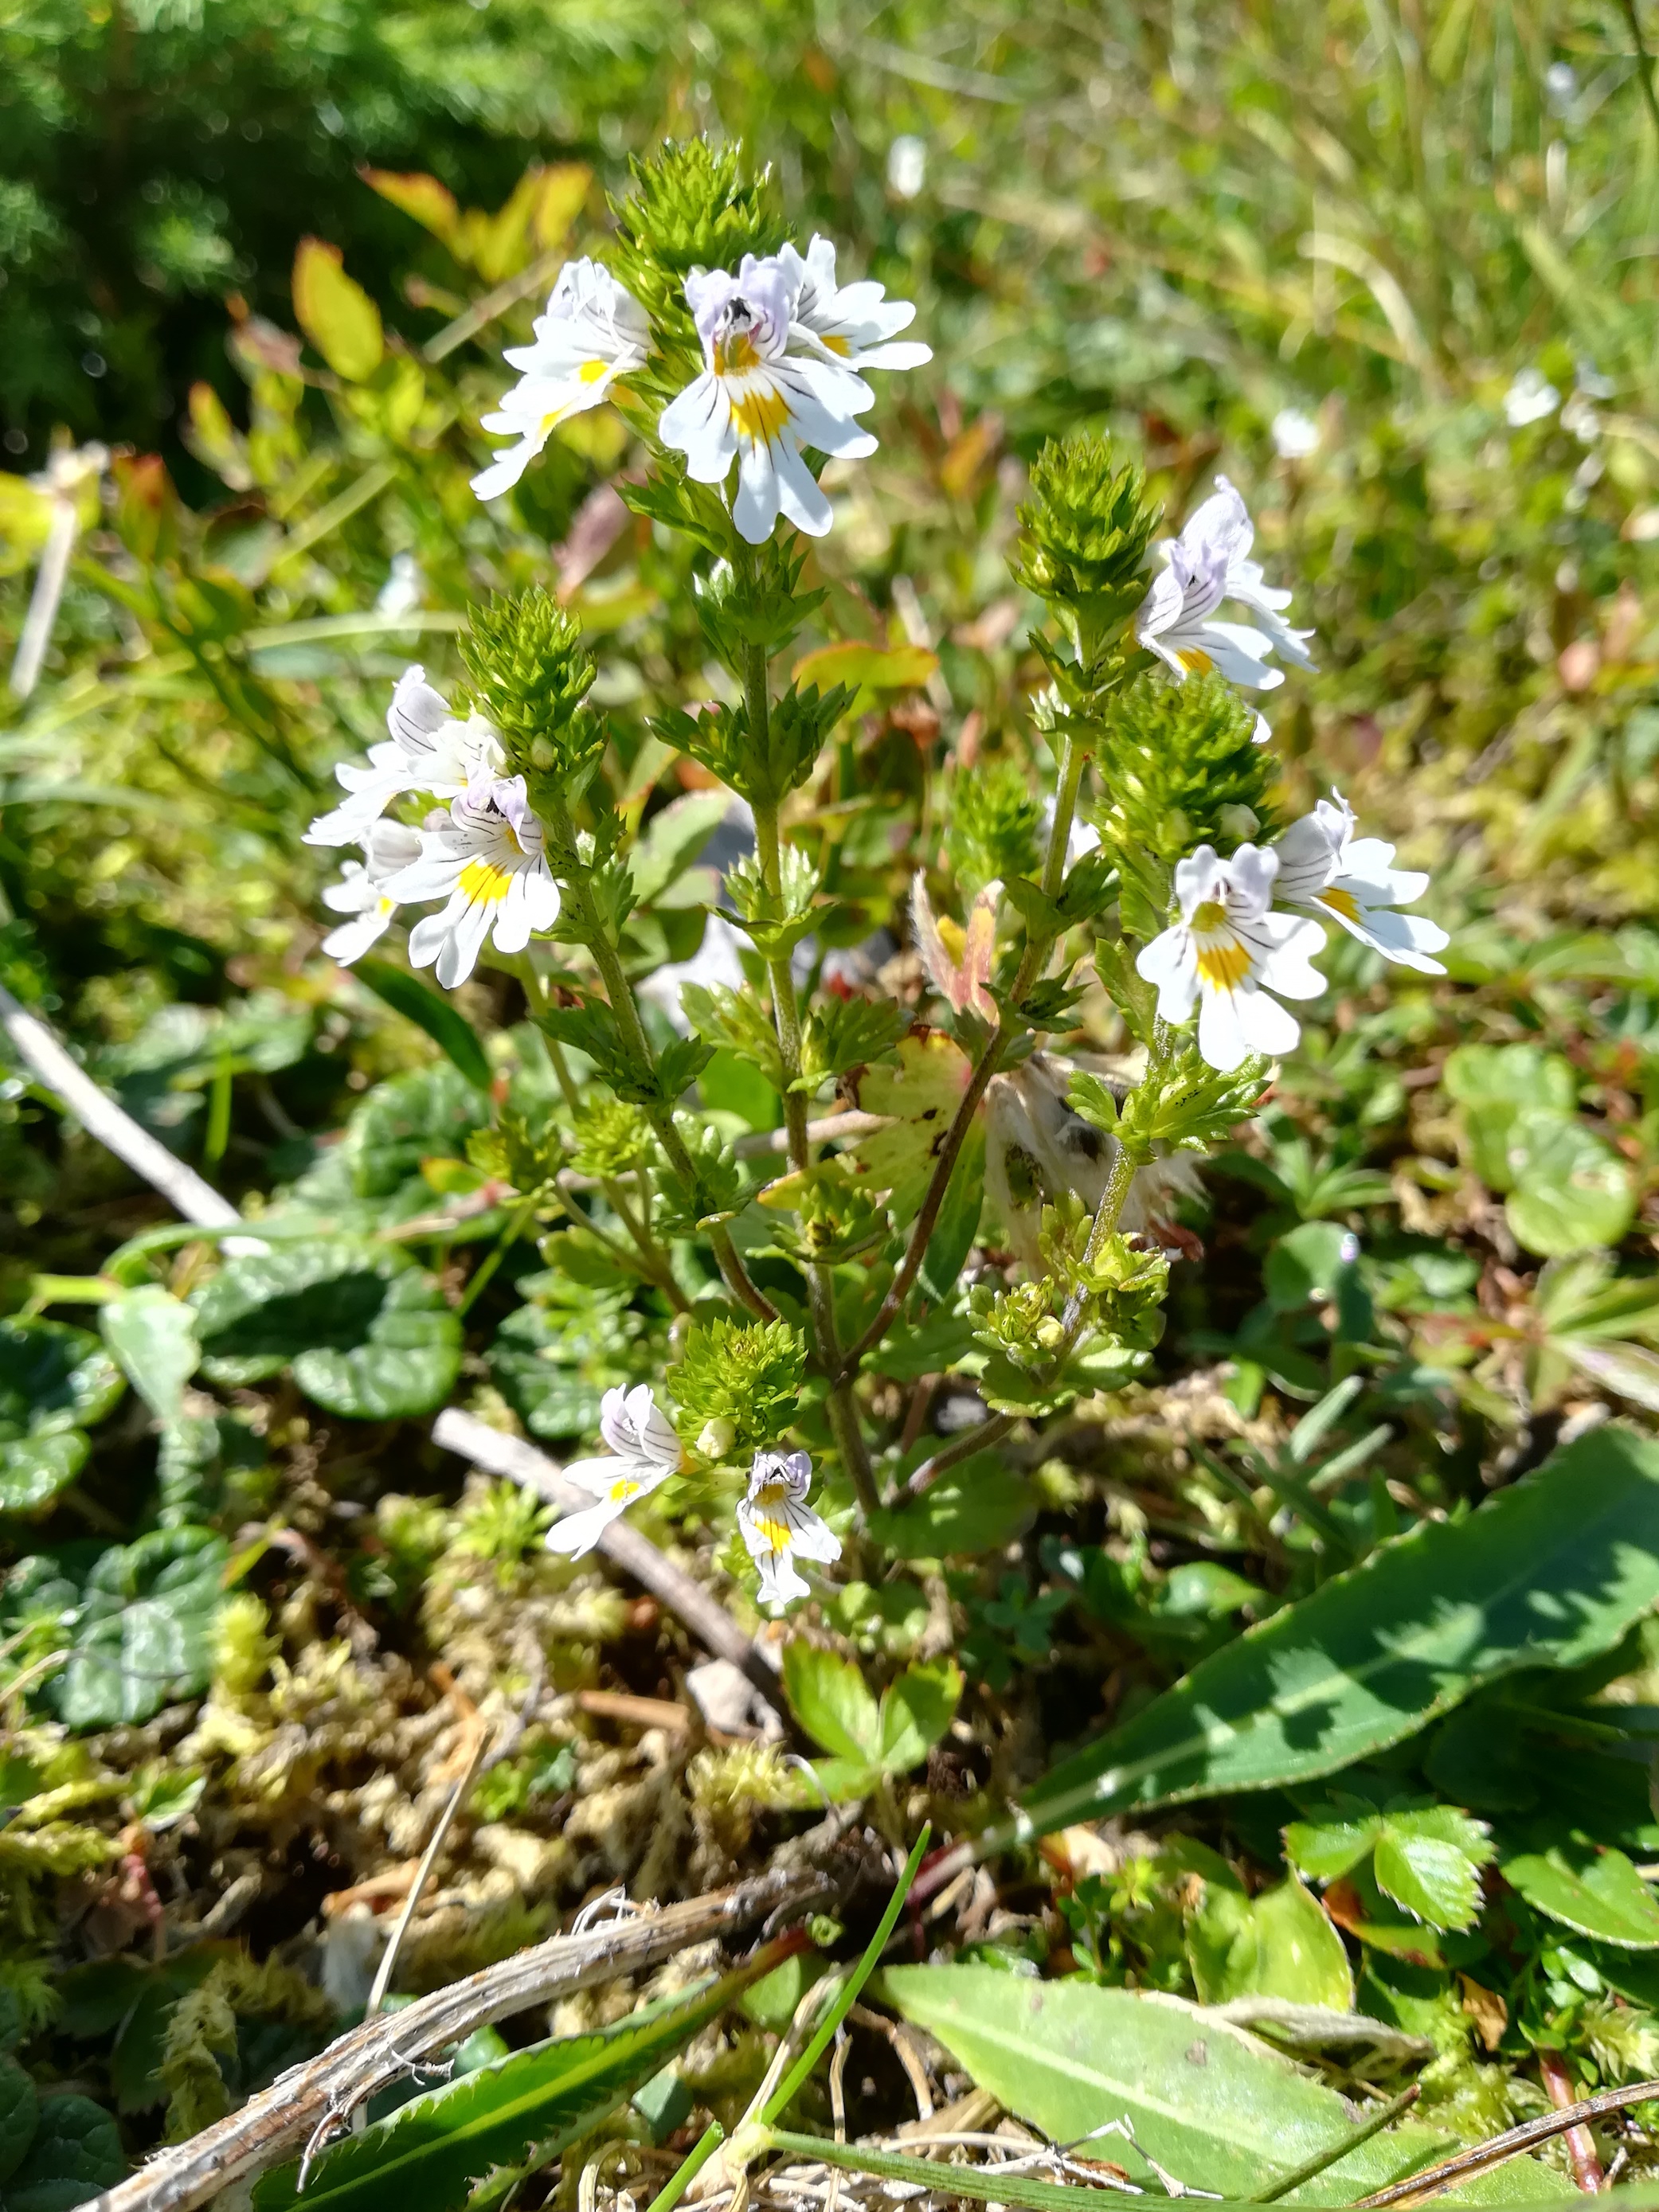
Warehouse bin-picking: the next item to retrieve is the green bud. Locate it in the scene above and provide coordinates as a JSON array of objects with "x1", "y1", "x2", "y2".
[
  {"x1": 1012, "y1": 432, "x2": 1163, "y2": 660},
  {"x1": 945, "y1": 755, "x2": 1043, "y2": 894},
  {"x1": 459, "y1": 589, "x2": 605, "y2": 819},
  {"x1": 668, "y1": 1315, "x2": 807, "y2": 1452},
  {"x1": 609, "y1": 139, "x2": 780, "y2": 350},
  {"x1": 467, "y1": 1108, "x2": 564, "y2": 1195},
  {"x1": 1090, "y1": 669, "x2": 1279, "y2": 889}
]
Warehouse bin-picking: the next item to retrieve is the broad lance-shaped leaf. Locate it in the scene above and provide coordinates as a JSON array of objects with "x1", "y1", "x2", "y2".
[
  {"x1": 1504, "y1": 1845, "x2": 1659, "y2": 1948},
  {"x1": 251, "y1": 1950, "x2": 783, "y2": 2212},
  {"x1": 1011, "y1": 1424, "x2": 1659, "y2": 1844},
  {"x1": 879, "y1": 1966, "x2": 1559, "y2": 2204}
]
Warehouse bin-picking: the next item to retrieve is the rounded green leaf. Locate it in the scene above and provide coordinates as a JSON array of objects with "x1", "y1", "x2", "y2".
[
  {"x1": 101, "y1": 1288, "x2": 199, "y2": 1427},
  {"x1": 1504, "y1": 1109, "x2": 1634, "y2": 1257},
  {"x1": 0, "y1": 2054, "x2": 40, "y2": 2187},
  {"x1": 0, "y1": 1431, "x2": 89, "y2": 1516},
  {"x1": 1248, "y1": 1874, "x2": 1355, "y2": 2011},
  {"x1": 3, "y1": 2093, "x2": 123, "y2": 2212},
  {"x1": 57, "y1": 1526, "x2": 229, "y2": 1730},
  {"x1": 1504, "y1": 1844, "x2": 1659, "y2": 1948},
  {"x1": 193, "y1": 1240, "x2": 460, "y2": 1420},
  {"x1": 0, "y1": 1322, "x2": 124, "y2": 1444},
  {"x1": 1373, "y1": 1831, "x2": 1482, "y2": 1931}
]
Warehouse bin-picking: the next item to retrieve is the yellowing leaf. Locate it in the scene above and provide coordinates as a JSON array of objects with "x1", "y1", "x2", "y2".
[
  {"x1": 847, "y1": 1028, "x2": 974, "y2": 1221},
  {"x1": 531, "y1": 162, "x2": 593, "y2": 251},
  {"x1": 792, "y1": 641, "x2": 939, "y2": 716},
  {"x1": 360, "y1": 170, "x2": 463, "y2": 254},
  {"x1": 0, "y1": 474, "x2": 56, "y2": 576},
  {"x1": 293, "y1": 239, "x2": 384, "y2": 382},
  {"x1": 182, "y1": 382, "x2": 252, "y2": 493}
]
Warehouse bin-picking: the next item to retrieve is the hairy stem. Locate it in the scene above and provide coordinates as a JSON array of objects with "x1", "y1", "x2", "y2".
[
  {"x1": 569, "y1": 878, "x2": 777, "y2": 1324},
  {"x1": 751, "y1": 784, "x2": 878, "y2": 1513},
  {"x1": 837, "y1": 745, "x2": 1088, "y2": 1385}
]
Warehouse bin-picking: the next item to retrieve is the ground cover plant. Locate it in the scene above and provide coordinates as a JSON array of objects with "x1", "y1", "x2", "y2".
[{"x1": 9, "y1": 7, "x2": 1659, "y2": 2212}]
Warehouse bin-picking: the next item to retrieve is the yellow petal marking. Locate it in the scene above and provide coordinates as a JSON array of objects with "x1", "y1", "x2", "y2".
[
  {"x1": 459, "y1": 858, "x2": 513, "y2": 905},
  {"x1": 608, "y1": 1475, "x2": 643, "y2": 1504},
  {"x1": 1319, "y1": 885, "x2": 1362, "y2": 921},
  {"x1": 936, "y1": 915, "x2": 967, "y2": 964},
  {"x1": 822, "y1": 333, "x2": 851, "y2": 356},
  {"x1": 749, "y1": 1479, "x2": 792, "y2": 1555},
  {"x1": 577, "y1": 358, "x2": 610, "y2": 384},
  {"x1": 1195, "y1": 937, "x2": 1253, "y2": 991},
  {"x1": 730, "y1": 382, "x2": 790, "y2": 447},
  {"x1": 1177, "y1": 647, "x2": 1214, "y2": 674},
  {"x1": 714, "y1": 330, "x2": 760, "y2": 375},
  {"x1": 1191, "y1": 899, "x2": 1227, "y2": 933}
]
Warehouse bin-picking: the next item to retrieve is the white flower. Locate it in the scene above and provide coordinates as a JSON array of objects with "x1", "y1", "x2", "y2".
[
  {"x1": 546, "y1": 1385, "x2": 683, "y2": 1557},
  {"x1": 737, "y1": 1449, "x2": 841, "y2": 1609},
  {"x1": 1271, "y1": 792, "x2": 1449, "y2": 975},
  {"x1": 778, "y1": 236, "x2": 931, "y2": 371},
  {"x1": 1271, "y1": 408, "x2": 1320, "y2": 460},
  {"x1": 887, "y1": 135, "x2": 926, "y2": 199},
  {"x1": 383, "y1": 771, "x2": 561, "y2": 987},
  {"x1": 471, "y1": 259, "x2": 650, "y2": 501},
  {"x1": 319, "y1": 819, "x2": 421, "y2": 966},
  {"x1": 305, "y1": 666, "x2": 502, "y2": 849},
  {"x1": 1136, "y1": 477, "x2": 1315, "y2": 691},
  {"x1": 658, "y1": 255, "x2": 878, "y2": 545},
  {"x1": 1135, "y1": 843, "x2": 1327, "y2": 1073},
  {"x1": 376, "y1": 551, "x2": 425, "y2": 618},
  {"x1": 1504, "y1": 368, "x2": 1560, "y2": 428}
]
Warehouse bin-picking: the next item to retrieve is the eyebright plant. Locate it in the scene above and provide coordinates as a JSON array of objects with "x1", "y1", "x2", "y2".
[{"x1": 299, "y1": 140, "x2": 1450, "y2": 1612}]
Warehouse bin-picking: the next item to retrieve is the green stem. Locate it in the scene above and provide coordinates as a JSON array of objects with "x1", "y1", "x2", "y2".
[
  {"x1": 752, "y1": 795, "x2": 878, "y2": 1514},
  {"x1": 456, "y1": 1192, "x2": 541, "y2": 1318},
  {"x1": 644, "y1": 2123, "x2": 725, "y2": 2212},
  {"x1": 571, "y1": 876, "x2": 777, "y2": 1325},
  {"x1": 1621, "y1": 0, "x2": 1659, "y2": 145},
  {"x1": 763, "y1": 2134, "x2": 1125, "y2": 2212},
  {"x1": 1041, "y1": 732, "x2": 1085, "y2": 902},
  {"x1": 1247, "y1": 2082, "x2": 1420, "y2": 2202}
]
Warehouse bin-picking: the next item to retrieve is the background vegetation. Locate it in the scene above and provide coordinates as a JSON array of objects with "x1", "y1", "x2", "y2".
[{"x1": 7, "y1": 3, "x2": 1659, "y2": 2207}]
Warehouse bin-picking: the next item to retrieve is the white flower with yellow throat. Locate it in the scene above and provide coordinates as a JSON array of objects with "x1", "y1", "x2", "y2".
[
  {"x1": 1136, "y1": 843, "x2": 1328, "y2": 1073},
  {"x1": 319, "y1": 818, "x2": 422, "y2": 967},
  {"x1": 382, "y1": 769, "x2": 561, "y2": 989},
  {"x1": 1271, "y1": 792, "x2": 1449, "y2": 974},
  {"x1": 738, "y1": 1448, "x2": 841, "y2": 1609},
  {"x1": 658, "y1": 254, "x2": 879, "y2": 545},
  {"x1": 305, "y1": 665, "x2": 502, "y2": 850},
  {"x1": 1135, "y1": 477, "x2": 1314, "y2": 692},
  {"x1": 546, "y1": 1385, "x2": 683, "y2": 1558},
  {"x1": 471, "y1": 259, "x2": 650, "y2": 502},
  {"x1": 777, "y1": 236, "x2": 931, "y2": 371}
]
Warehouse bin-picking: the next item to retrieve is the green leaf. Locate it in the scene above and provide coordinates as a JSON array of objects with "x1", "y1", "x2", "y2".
[
  {"x1": 292, "y1": 237, "x2": 384, "y2": 380},
  {"x1": 627, "y1": 791, "x2": 731, "y2": 905},
  {"x1": 1371, "y1": 1807, "x2": 1493, "y2": 1931},
  {"x1": 867, "y1": 1458, "x2": 1034, "y2": 1561},
  {"x1": 0, "y1": 2057, "x2": 39, "y2": 2187},
  {"x1": 101, "y1": 1289, "x2": 199, "y2": 1427},
  {"x1": 1504, "y1": 1110, "x2": 1635, "y2": 1256},
  {"x1": 1283, "y1": 1801, "x2": 1382, "y2": 1884},
  {"x1": 0, "y1": 1323, "x2": 125, "y2": 1516},
  {"x1": 877, "y1": 1659, "x2": 963, "y2": 1774},
  {"x1": 918, "y1": 1125, "x2": 984, "y2": 1307},
  {"x1": 1188, "y1": 1874, "x2": 1352, "y2": 2011},
  {"x1": 2, "y1": 2094, "x2": 124, "y2": 2212},
  {"x1": 1445, "y1": 1043, "x2": 1577, "y2": 1115},
  {"x1": 1264, "y1": 1221, "x2": 1359, "y2": 1313},
  {"x1": 1017, "y1": 1424, "x2": 1659, "y2": 1843},
  {"x1": 782, "y1": 1642, "x2": 881, "y2": 1766},
  {"x1": 878, "y1": 1966, "x2": 1555, "y2": 2203},
  {"x1": 354, "y1": 961, "x2": 493, "y2": 1092},
  {"x1": 251, "y1": 1967, "x2": 758, "y2": 2212},
  {"x1": 56, "y1": 1526, "x2": 229, "y2": 1729},
  {"x1": 1504, "y1": 1845, "x2": 1659, "y2": 1948},
  {"x1": 193, "y1": 1241, "x2": 461, "y2": 1420}
]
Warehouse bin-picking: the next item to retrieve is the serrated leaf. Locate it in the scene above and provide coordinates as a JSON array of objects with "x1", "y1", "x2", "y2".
[
  {"x1": 193, "y1": 1241, "x2": 461, "y2": 1421},
  {"x1": 1283, "y1": 1805, "x2": 1381, "y2": 1885},
  {"x1": 292, "y1": 238, "x2": 383, "y2": 381},
  {"x1": 1504, "y1": 1845, "x2": 1659, "y2": 1948},
  {"x1": 252, "y1": 1968, "x2": 761, "y2": 2212},
  {"x1": 1018, "y1": 1425, "x2": 1659, "y2": 1845},
  {"x1": 790, "y1": 641, "x2": 937, "y2": 715},
  {"x1": 354, "y1": 961, "x2": 492, "y2": 1092},
  {"x1": 783, "y1": 1642, "x2": 881, "y2": 1766},
  {"x1": 2, "y1": 2093, "x2": 123, "y2": 2212},
  {"x1": 847, "y1": 1030, "x2": 976, "y2": 1224},
  {"x1": 1372, "y1": 1830, "x2": 1484, "y2": 1931},
  {"x1": 101, "y1": 1289, "x2": 199, "y2": 1428},
  {"x1": 878, "y1": 1966, "x2": 1555, "y2": 2202}
]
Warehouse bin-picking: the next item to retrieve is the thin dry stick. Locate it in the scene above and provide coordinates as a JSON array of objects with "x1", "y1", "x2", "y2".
[
  {"x1": 1353, "y1": 2076, "x2": 1659, "y2": 2208},
  {"x1": 362, "y1": 1722, "x2": 491, "y2": 2025},
  {"x1": 86, "y1": 1864, "x2": 831, "y2": 2212},
  {"x1": 0, "y1": 979, "x2": 252, "y2": 1242},
  {"x1": 432, "y1": 1409, "x2": 786, "y2": 1716}
]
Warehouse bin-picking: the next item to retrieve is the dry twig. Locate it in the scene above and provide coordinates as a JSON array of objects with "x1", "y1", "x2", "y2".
[
  {"x1": 87, "y1": 1863, "x2": 832, "y2": 2212},
  {"x1": 1354, "y1": 2075, "x2": 1659, "y2": 2206}
]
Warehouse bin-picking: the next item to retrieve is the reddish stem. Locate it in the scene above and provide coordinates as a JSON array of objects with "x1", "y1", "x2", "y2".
[{"x1": 1540, "y1": 2050, "x2": 1606, "y2": 2193}]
